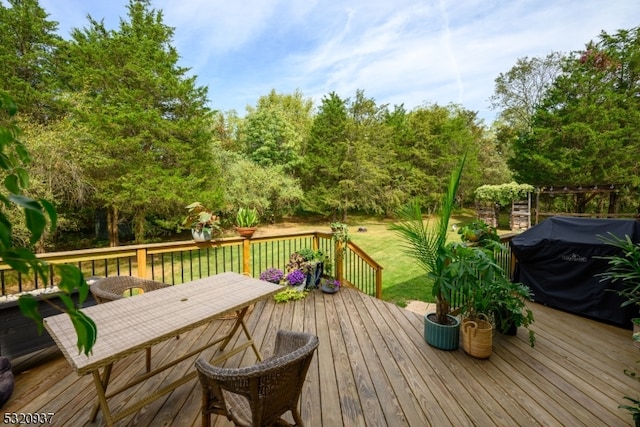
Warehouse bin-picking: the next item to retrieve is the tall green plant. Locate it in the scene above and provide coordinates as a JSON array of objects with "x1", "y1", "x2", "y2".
[
  {"x1": 596, "y1": 233, "x2": 640, "y2": 309},
  {"x1": 390, "y1": 153, "x2": 466, "y2": 324}
]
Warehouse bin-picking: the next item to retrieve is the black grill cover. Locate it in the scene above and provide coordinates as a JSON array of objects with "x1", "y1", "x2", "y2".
[{"x1": 511, "y1": 216, "x2": 640, "y2": 327}]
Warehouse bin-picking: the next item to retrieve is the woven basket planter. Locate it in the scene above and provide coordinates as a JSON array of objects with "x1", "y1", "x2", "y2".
[{"x1": 461, "y1": 314, "x2": 493, "y2": 359}]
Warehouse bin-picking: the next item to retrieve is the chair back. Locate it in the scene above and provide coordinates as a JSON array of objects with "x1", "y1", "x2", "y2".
[
  {"x1": 90, "y1": 276, "x2": 170, "y2": 303},
  {"x1": 196, "y1": 330, "x2": 319, "y2": 426}
]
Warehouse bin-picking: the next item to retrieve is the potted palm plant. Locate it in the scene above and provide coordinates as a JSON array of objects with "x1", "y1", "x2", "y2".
[
  {"x1": 390, "y1": 153, "x2": 466, "y2": 350},
  {"x1": 184, "y1": 202, "x2": 220, "y2": 242},
  {"x1": 235, "y1": 207, "x2": 259, "y2": 238}
]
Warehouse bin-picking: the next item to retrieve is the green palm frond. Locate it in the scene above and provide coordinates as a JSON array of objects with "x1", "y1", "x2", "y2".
[{"x1": 390, "y1": 153, "x2": 466, "y2": 277}]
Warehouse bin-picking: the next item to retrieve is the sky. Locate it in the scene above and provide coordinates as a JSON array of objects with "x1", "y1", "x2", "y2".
[{"x1": 37, "y1": 0, "x2": 640, "y2": 124}]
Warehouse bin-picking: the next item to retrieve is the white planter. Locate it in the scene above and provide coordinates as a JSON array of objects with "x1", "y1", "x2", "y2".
[{"x1": 191, "y1": 229, "x2": 212, "y2": 242}]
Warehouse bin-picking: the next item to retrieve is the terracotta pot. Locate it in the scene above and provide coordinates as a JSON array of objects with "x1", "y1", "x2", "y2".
[{"x1": 235, "y1": 226, "x2": 257, "y2": 238}]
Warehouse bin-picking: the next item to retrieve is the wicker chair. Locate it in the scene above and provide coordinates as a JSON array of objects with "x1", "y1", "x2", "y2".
[
  {"x1": 195, "y1": 330, "x2": 319, "y2": 427},
  {"x1": 90, "y1": 276, "x2": 172, "y2": 372}
]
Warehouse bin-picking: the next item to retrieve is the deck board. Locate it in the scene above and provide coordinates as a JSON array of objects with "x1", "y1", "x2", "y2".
[{"x1": 5, "y1": 287, "x2": 639, "y2": 427}]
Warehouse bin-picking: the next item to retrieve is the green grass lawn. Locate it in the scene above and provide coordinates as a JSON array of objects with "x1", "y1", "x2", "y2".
[
  {"x1": 262, "y1": 210, "x2": 508, "y2": 306},
  {"x1": 343, "y1": 211, "x2": 476, "y2": 306}
]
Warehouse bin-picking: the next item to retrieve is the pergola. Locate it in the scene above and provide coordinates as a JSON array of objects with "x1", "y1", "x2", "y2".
[{"x1": 534, "y1": 183, "x2": 629, "y2": 224}]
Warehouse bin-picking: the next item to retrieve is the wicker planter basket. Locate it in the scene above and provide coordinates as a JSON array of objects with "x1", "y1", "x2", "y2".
[{"x1": 461, "y1": 314, "x2": 493, "y2": 359}]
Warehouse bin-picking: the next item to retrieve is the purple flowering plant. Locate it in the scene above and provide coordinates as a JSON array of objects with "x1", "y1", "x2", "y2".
[
  {"x1": 260, "y1": 267, "x2": 284, "y2": 284},
  {"x1": 322, "y1": 277, "x2": 341, "y2": 289},
  {"x1": 286, "y1": 269, "x2": 306, "y2": 286}
]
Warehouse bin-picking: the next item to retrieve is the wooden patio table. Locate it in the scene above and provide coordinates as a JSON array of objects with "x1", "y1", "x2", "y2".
[{"x1": 44, "y1": 272, "x2": 282, "y2": 426}]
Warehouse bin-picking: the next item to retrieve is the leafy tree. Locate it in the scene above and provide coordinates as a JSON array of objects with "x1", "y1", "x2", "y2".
[
  {"x1": 14, "y1": 116, "x2": 95, "y2": 251},
  {"x1": 219, "y1": 153, "x2": 303, "y2": 223},
  {"x1": 243, "y1": 89, "x2": 313, "y2": 174},
  {"x1": 490, "y1": 52, "x2": 565, "y2": 132},
  {"x1": 343, "y1": 90, "x2": 400, "y2": 216},
  {"x1": 511, "y1": 26, "x2": 640, "y2": 209},
  {"x1": 60, "y1": 0, "x2": 219, "y2": 245},
  {"x1": 300, "y1": 91, "x2": 349, "y2": 217},
  {"x1": 1, "y1": 92, "x2": 95, "y2": 355},
  {"x1": 399, "y1": 104, "x2": 483, "y2": 206},
  {"x1": 0, "y1": 0, "x2": 65, "y2": 123}
]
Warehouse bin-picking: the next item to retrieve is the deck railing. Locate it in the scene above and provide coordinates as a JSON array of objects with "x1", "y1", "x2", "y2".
[{"x1": 0, "y1": 231, "x2": 383, "y2": 299}]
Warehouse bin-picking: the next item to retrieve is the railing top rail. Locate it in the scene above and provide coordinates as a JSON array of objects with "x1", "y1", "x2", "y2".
[{"x1": 347, "y1": 241, "x2": 384, "y2": 270}]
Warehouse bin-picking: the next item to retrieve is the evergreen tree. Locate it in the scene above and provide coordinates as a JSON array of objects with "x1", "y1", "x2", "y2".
[
  {"x1": 511, "y1": 26, "x2": 640, "y2": 207},
  {"x1": 60, "y1": 0, "x2": 218, "y2": 244},
  {"x1": 0, "y1": 0, "x2": 65, "y2": 123},
  {"x1": 301, "y1": 92, "x2": 349, "y2": 217}
]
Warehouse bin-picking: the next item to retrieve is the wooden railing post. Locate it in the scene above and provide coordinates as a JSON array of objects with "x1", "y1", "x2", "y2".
[
  {"x1": 375, "y1": 268, "x2": 383, "y2": 299},
  {"x1": 335, "y1": 240, "x2": 344, "y2": 284},
  {"x1": 242, "y1": 238, "x2": 251, "y2": 276},
  {"x1": 136, "y1": 248, "x2": 147, "y2": 279}
]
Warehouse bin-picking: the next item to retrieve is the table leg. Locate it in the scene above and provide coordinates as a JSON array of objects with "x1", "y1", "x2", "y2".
[
  {"x1": 217, "y1": 306, "x2": 249, "y2": 351},
  {"x1": 217, "y1": 306, "x2": 263, "y2": 361},
  {"x1": 89, "y1": 364, "x2": 114, "y2": 425}
]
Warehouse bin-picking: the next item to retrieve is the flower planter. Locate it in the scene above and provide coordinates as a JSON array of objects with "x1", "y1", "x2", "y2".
[
  {"x1": 320, "y1": 283, "x2": 339, "y2": 294},
  {"x1": 235, "y1": 226, "x2": 257, "y2": 239},
  {"x1": 0, "y1": 290, "x2": 97, "y2": 359},
  {"x1": 424, "y1": 313, "x2": 460, "y2": 350},
  {"x1": 192, "y1": 229, "x2": 212, "y2": 242},
  {"x1": 305, "y1": 262, "x2": 323, "y2": 289}
]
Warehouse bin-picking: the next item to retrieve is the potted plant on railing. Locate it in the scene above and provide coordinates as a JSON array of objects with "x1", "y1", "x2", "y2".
[
  {"x1": 390, "y1": 153, "x2": 467, "y2": 350},
  {"x1": 330, "y1": 222, "x2": 350, "y2": 255},
  {"x1": 235, "y1": 207, "x2": 259, "y2": 239},
  {"x1": 183, "y1": 202, "x2": 220, "y2": 242}
]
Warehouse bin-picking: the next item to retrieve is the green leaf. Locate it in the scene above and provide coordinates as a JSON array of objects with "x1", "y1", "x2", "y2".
[
  {"x1": 16, "y1": 167, "x2": 29, "y2": 189},
  {"x1": 69, "y1": 310, "x2": 97, "y2": 356},
  {"x1": 40, "y1": 199, "x2": 57, "y2": 231},
  {"x1": 4, "y1": 174, "x2": 20, "y2": 194},
  {"x1": 57, "y1": 264, "x2": 84, "y2": 295},
  {"x1": 18, "y1": 295, "x2": 44, "y2": 334},
  {"x1": 8, "y1": 195, "x2": 47, "y2": 243}
]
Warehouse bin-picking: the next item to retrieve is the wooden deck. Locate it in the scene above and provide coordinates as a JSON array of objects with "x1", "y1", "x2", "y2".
[{"x1": 5, "y1": 287, "x2": 639, "y2": 426}]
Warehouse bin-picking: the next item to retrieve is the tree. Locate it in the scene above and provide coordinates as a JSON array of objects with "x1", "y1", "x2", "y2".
[
  {"x1": 60, "y1": 0, "x2": 219, "y2": 245},
  {"x1": 490, "y1": 52, "x2": 565, "y2": 132},
  {"x1": 219, "y1": 153, "x2": 303, "y2": 223},
  {"x1": 0, "y1": 0, "x2": 65, "y2": 123},
  {"x1": 300, "y1": 92, "x2": 349, "y2": 217},
  {"x1": 1, "y1": 92, "x2": 95, "y2": 355},
  {"x1": 399, "y1": 104, "x2": 484, "y2": 206},
  {"x1": 511, "y1": 26, "x2": 640, "y2": 207},
  {"x1": 243, "y1": 89, "x2": 313, "y2": 174}
]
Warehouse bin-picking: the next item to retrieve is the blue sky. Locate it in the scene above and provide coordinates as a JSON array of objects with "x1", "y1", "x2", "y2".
[{"x1": 38, "y1": 0, "x2": 640, "y2": 123}]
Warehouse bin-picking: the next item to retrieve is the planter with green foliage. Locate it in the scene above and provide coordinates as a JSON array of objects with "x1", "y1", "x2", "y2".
[
  {"x1": 184, "y1": 202, "x2": 220, "y2": 241},
  {"x1": 597, "y1": 233, "x2": 640, "y2": 424},
  {"x1": 458, "y1": 222, "x2": 536, "y2": 347},
  {"x1": 287, "y1": 248, "x2": 328, "y2": 289},
  {"x1": 235, "y1": 207, "x2": 259, "y2": 238}
]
